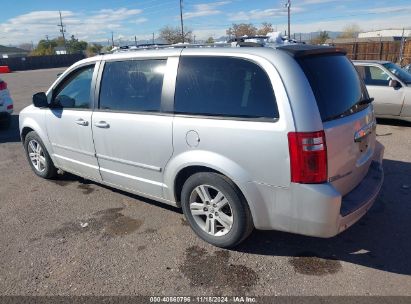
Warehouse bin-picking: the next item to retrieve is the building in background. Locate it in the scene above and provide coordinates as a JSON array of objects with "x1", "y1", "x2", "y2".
[
  {"x1": 54, "y1": 46, "x2": 68, "y2": 55},
  {"x1": 0, "y1": 45, "x2": 30, "y2": 58},
  {"x1": 359, "y1": 29, "x2": 411, "y2": 39}
]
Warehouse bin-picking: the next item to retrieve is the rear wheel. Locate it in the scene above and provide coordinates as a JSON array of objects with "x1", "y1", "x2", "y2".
[
  {"x1": 24, "y1": 131, "x2": 57, "y2": 179},
  {"x1": 181, "y1": 172, "x2": 253, "y2": 248}
]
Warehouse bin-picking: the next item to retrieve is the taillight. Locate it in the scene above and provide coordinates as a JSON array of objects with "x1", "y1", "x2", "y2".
[
  {"x1": 288, "y1": 131, "x2": 327, "y2": 184},
  {"x1": 0, "y1": 81, "x2": 7, "y2": 90},
  {"x1": 7, "y1": 104, "x2": 13, "y2": 110}
]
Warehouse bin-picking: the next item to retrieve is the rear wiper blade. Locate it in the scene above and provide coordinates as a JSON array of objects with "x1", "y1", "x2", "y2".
[{"x1": 357, "y1": 97, "x2": 374, "y2": 105}]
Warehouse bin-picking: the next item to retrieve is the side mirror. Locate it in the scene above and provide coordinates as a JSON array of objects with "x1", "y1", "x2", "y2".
[
  {"x1": 32, "y1": 92, "x2": 48, "y2": 108},
  {"x1": 389, "y1": 79, "x2": 401, "y2": 88}
]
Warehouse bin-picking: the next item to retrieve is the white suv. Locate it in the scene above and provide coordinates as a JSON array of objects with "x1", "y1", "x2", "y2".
[
  {"x1": 0, "y1": 78, "x2": 13, "y2": 128},
  {"x1": 19, "y1": 45, "x2": 384, "y2": 247}
]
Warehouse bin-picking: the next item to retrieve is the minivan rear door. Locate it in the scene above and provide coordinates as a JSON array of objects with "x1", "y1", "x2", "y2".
[{"x1": 297, "y1": 54, "x2": 377, "y2": 195}]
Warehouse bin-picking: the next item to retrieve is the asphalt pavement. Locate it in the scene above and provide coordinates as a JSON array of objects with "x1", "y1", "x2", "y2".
[{"x1": 0, "y1": 68, "x2": 410, "y2": 296}]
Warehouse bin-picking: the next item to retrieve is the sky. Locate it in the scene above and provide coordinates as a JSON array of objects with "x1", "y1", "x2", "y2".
[{"x1": 0, "y1": 0, "x2": 411, "y2": 45}]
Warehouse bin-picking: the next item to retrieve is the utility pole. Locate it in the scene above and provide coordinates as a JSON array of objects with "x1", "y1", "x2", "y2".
[
  {"x1": 152, "y1": 32, "x2": 155, "y2": 44},
  {"x1": 285, "y1": 0, "x2": 291, "y2": 39},
  {"x1": 111, "y1": 32, "x2": 114, "y2": 47},
  {"x1": 193, "y1": 35, "x2": 196, "y2": 44},
  {"x1": 57, "y1": 11, "x2": 67, "y2": 52},
  {"x1": 399, "y1": 28, "x2": 405, "y2": 65},
  {"x1": 134, "y1": 36, "x2": 137, "y2": 46},
  {"x1": 179, "y1": 0, "x2": 185, "y2": 43}
]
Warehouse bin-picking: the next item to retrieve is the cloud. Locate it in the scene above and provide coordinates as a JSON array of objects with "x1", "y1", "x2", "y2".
[
  {"x1": 228, "y1": 7, "x2": 304, "y2": 22},
  {"x1": 184, "y1": 1, "x2": 231, "y2": 19},
  {"x1": 298, "y1": 0, "x2": 340, "y2": 5},
  {"x1": 364, "y1": 5, "x2": 411, "y2": 14},
  {"x1": 283, "y1": 13, "x2": 411, "y2": 33},
  {"x1": 131, "y1": 18, "x2": 149, "y2": 24},
  {"x1": 0, "y1": 8, "x2": 146, "y2": 44}
]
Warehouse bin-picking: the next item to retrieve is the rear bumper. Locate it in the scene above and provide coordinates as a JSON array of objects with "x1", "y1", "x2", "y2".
[
  {"x1": 253, "y1": 141, "x2": 384, "y2": 237},
  {"x1": 337, "y1": 159, "x2": 383, "y2": 235},
  {"x1": 0, "y1": 96, "x2": 13, "y2": 115}
]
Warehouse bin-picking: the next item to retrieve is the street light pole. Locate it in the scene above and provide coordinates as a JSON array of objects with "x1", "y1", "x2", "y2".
[
  {"x1": 180, "y1": 0, "x2": 185, "y2": 43},
  {"x1": 286, "y1": 0, "x2": 291, "y2": 39}
]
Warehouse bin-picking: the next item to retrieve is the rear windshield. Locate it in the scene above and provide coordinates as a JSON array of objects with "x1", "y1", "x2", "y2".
[{"x1": 298, "y1": 54, "x2": 369, "y2": 122}]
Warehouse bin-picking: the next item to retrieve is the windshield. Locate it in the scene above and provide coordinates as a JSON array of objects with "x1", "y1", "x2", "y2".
[
  {"x1": 383, "y1": 62, "x2": 411, "y2": 84},
  {"x1": 298, "y1": 54, "x2": 369, "y2": 122}
]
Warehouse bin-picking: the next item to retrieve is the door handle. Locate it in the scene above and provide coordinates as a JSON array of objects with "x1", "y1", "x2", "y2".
[
  {"x1": 75, "y1": 118, "x2": 88, "y2": 126},
  {"x1": 94, "y1": 121, "x2": 110, "y2": 128}
]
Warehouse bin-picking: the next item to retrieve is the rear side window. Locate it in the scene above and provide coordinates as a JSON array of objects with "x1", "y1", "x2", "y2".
[
  {"x1": 99, "y1": 59, "x2": 166, "y2": 112},
  {"x1": 174, "y1": 56, "x2": 278, "y2": 119},
  {"x1": 298, "y1": 55, "x2": 368, "y2": 122}
]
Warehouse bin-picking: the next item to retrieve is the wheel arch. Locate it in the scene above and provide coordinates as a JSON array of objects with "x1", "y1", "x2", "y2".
[
  {"x1": 21, "y1": 126, "x2": 34, "y2": 142},
  {"x1": 164, "y1": 150, "x2": 266, "y2": 226},
  {"x1": 20, "y1": 117, "x2": 54, "y2": 160}
]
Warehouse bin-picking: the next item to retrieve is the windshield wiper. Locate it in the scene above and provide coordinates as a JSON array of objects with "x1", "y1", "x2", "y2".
[{"x1": 323, "y1": 98, "x2": 373, "y2": 122}]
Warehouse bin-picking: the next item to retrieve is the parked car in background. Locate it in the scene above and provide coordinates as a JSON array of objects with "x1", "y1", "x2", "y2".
[
  {"x1": 19, "y1": 45, "x2": 384, "y2": 247},
  {"x1": 0, "y1": 78, "x2": 13, "y2": 128},
  {"x1": 354, "y1": 60, "x2": 411, "y2": 122}
]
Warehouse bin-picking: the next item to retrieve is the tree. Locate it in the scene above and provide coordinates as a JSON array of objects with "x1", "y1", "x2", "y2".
[
  {"x1": 205, "y1": 37, "x2": 215, "y2": 44},
  {"x1": 159, "y1": 26, "x2": 192, "y2": 44},
  {"x1": 30, "y1": 36, "x2": 88, "y2": 56},
  {"x1": 257, "y1": 22, "x2": 274, "y2": 36},
  {"x1": 30, "y1": 39, "x2": 58, "y2": 56},
  {"x1": 226, "y1": 23, "x2": 257, "y2": 37},
  {"x1": 86, "y1": 43, "x2": 103, "y2": 57},
  {"x1": 338, "y1": 24, "x2": 361, "y2": 38},
  {"x1": 310, "y1": 31, "x2": 329, "y2": 45},
  {"x1": 67, "y1": 35, "x2": 88, "y2": 53}
]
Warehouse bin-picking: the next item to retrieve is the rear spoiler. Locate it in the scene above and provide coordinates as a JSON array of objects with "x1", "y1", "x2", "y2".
[{"x1": 278, "y1": 45, "x2": 347, "y2": 58}]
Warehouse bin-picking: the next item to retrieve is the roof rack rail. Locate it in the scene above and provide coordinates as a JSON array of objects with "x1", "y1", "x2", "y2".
[
  {"x1": 109, "y1": 38, "x2": 308, "y2": 54},
  {"x1": 110, "y1": 42, "x2": 250, "y2": 53}
]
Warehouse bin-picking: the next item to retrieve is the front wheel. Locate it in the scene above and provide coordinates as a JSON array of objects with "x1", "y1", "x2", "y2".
[
  {"x1": 181, "y1": 172, "x2": 254, "y2": 248},
  {"x1": 24, "y1": 131, "x2": 57, "y2": 179}
]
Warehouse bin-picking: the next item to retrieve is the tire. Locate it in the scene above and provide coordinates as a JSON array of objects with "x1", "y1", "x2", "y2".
[
  {"x1": 181, "y1": 172, "x2": 254, "y2": 248},
  {"x1": 24, "y1": 131, "x2": 57, "y2": 179}
]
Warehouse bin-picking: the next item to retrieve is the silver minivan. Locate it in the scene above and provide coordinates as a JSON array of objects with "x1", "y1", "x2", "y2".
[{"x1": 19, "y1": 45, "x2": 384, "y2": 247}]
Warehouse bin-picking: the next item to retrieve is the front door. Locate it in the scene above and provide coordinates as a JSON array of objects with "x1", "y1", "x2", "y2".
[
  {"x1": 45, "y1": 63, "x2": 101, "y2": 180},
  {"x1": 357, "y1": 65, "x2": 405, "y2": 116},
  {"x1": 92, "y1": 58, "x2": 175, "y2": 198}
]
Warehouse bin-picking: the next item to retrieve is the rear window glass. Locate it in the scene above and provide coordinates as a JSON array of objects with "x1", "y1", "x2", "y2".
[
  {"x1": 174, "y1": 56, "x2": 279, "y2": 119},
  {"x1": 298, "y1": 54, "x2": 368, "y2": 121}
]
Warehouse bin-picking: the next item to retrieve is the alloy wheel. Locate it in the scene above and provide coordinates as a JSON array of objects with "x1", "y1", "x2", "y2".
[
  {"x1": 189, "y1": 185, "x2": 234, "y2": 236},
  {"x1": 28, "y1": 139, "x2": 46, "y2": 173}
]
